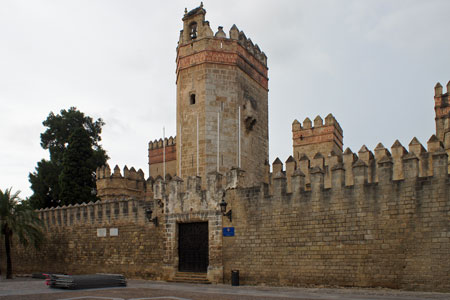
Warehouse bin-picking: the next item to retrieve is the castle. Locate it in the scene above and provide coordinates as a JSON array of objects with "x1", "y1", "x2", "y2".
[{"x1": 13, "y1": 4, "x2": 450, "y2": 292}]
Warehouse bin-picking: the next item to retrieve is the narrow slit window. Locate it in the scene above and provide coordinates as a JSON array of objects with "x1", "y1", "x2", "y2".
[{"x1": 190, "y1": 94, "x2": 196, "y2": 105}]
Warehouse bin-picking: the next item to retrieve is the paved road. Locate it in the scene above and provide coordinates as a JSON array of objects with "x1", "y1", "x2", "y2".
[{"x1": 0, "y1": 278, "x2": 448, "y2": 300}]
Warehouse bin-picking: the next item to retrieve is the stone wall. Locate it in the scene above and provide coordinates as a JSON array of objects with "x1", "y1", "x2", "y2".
[
  {"x1": 9, "y1": 139, "x2": 450, "y2": 292},
  {"x1": 8, "y1": 5, "x2": 450, "y2": 293},
  {"x1": 434, "y1": 81, "x2": 450, "y2": 142},
  {"x1": 10, "y1": 198, "x2": 165, "y2": 279},
  {"x1": 222, "y1": 142, "x2": 450, "y2": 292},
  {"x1": 148, "y1": 137, "x2": 177, "y2": 179},
  {"x1": 96, "y1": 164, "x2": 149, "y2": 201},
  {"x1": 292, "y1": 114, "x2": 343, "y2": 162}
]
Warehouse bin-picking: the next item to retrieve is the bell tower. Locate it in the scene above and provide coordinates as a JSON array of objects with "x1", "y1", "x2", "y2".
[{"x1": 176, "y1": 4, "x2": 269, "y2": 184}]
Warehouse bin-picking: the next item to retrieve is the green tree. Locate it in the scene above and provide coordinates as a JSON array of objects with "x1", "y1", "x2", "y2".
[
  {"x1": 29, "y1": 107, "x2": 108, "y2": 208},
  {"x1": 59, "y1": 128, "x2": 97, "y2": 205},
  {"x1": 0, "y1": 188, "x2": 44, "y2": 279},
  {"x1": 28, "y1": 160, "x2": 60, "y2": 208}
]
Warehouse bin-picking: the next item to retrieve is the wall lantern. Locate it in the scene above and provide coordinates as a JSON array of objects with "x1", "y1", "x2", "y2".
[
  {"x1": 145, "y1": 208, "x2": 158, "y2": 226},
  {"x1": 219, "y1": 199, "x2": 232, "y2": 222}
]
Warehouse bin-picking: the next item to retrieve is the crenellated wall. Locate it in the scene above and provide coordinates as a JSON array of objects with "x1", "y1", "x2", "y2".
[
  {"x1": 178, "y1": 4, "x2": 267, "y2": 69},
  {"x1": 8, "y1": 5, "x2": 450, "y2": 292},
  {"x1": 15, "y1": 172, "x2": 228, "y2": 283},
  {"x1": 12, "y1": 197, "x2": 165, "y2": 279},
  {"x1": 271, "y1": 134, "x2": 446, "y2": 193},
  {"x1": 434, "y1": 81, "x2": 450, "y2": 143},
  {"x1": 37, "y1": 198, "x2": 150, "y2": 227},
  {"x1": 223, "y1": 146, "x2": 450, "y2": 291},
  {"x1": 148, "y1": 137, "x2": 177, "y2": 179},
  {"x1": 11, "y1": 147, "x2": 450, "y2": 290},
  {"x1": 292, "y1": 113, "x2": 344, "y2": 163},
  {"x1": 96, "y1": 164, "x2": 150, "y2": 201}
]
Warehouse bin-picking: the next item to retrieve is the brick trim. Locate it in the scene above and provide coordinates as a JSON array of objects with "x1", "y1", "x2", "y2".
[{"x1": 176, "y1": 49, "x2": 268, "y2": 90}]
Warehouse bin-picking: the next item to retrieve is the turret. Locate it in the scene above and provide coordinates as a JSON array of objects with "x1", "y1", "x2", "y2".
[
  {"x1": 148, "y1": 136, "x2": 177, "y2": 179},
  {"x1": 434, "y1": 81, "x2": 450, "y2": 143},
  {"x1": 96, "y1": 164, "x2": 147, "y2": 201},
  {"x1": 292, "y1": 113, "x2": 343, "y2": 163}
]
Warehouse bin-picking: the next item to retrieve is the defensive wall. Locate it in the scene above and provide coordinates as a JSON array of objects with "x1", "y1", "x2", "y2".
[
  {"x1": 6, "y1": 3, "x2": 450, "y2": 292},
  {"x1": 10, "y1": 136, "x2": 450, "y2": 291},
  {"x1": 292, "y1": 114, "x2": 344, "y2": 162},
  {"x1": 148, "y1": 137, "x2": 177, "y2": 180},
  {"x1": 223, "y1": 137, "x2": 450, "y2": 292},
  {"x1": 12, "y1": 197, "x2": 165, "y2": 279},
  {"x1": 96, "y1": 164, "x2": 149, "y2": 200}
]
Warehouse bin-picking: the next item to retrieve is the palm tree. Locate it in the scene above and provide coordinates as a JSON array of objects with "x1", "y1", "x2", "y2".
[{"x1": 0, "y1": 188, "x2": 44, "y2": 279}]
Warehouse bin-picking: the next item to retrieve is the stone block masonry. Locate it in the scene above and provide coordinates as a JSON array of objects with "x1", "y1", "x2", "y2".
[
  {"x1": 9, "y1": 139, "x2": 450, "y2": 291},
  {"x1": 6, "y1": 198, "x2": 165, "y2": 279},
  {"x1": 7, "y1": 4, "x2": 450, "y2": 293},
  {"x1": 148, "y1": 137, "x2": 177, "y2": 179},
  {"x1": 223, "y1": 143, "x2": 450, "y2": 292},
  {"x1": 292, "y1": 114, "x2": 343, "y2": 163},
  {"x1": 176, "y1": 7, "x2": 269, "y2": 185}
]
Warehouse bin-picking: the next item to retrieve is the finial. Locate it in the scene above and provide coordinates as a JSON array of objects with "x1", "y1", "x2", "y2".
[
  {"x1": 200, "y1": 2, "x2": 203, "y2": 8},
  {"x1": 184, "y1": 7, "x2": 187, "y2": 14},
  {"x1": 435, "y1": 82, "x2": 443, "y2": 97}
]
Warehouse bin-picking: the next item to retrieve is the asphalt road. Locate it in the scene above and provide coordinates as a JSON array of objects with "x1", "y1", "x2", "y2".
[{"x1": 0, "y1": 277, "x2": 448, "y2": 300}]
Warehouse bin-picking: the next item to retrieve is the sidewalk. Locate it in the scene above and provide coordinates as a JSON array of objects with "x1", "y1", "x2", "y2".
[
  {"x1": 128, "y1": 280, "x2": 450, "y2": 300},
  {"x1": 0, "y1": 277, "x2": 448, "y2": 300}
]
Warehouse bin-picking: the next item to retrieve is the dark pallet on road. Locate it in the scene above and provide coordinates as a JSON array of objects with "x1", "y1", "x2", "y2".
[{"x1": 48, "y1": 274, "x2": 127, "y2": 289}]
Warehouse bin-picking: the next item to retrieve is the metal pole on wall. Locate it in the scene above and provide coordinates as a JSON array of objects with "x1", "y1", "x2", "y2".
[
  {"x1": 163, "y1": 126, "x2": 166, "y2": 180},
  {"x1": 179, "y1": 124, "x2": 182, "y2": 178},
  {"x1": 196, "y1": 114, "x2": 199, "y2": 176},
  {"x1": 238, "y1": 106, "x2": 241, "y2": 168},
  {"x1": 217, "y1": 112, "x2": 220, "y2": 173}
]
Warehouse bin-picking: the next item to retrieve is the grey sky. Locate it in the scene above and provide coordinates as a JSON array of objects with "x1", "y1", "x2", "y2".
[{"x1": 1, "y1": 0, "x2": 449, "y2": 198}]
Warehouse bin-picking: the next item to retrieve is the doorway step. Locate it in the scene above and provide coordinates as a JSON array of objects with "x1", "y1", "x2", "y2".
[{"x1": 168, "y1": 272, "x2": 211, "y2": 284}]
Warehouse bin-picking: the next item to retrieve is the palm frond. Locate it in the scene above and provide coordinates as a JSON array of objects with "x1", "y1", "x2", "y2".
[{"x1": 0, "y1": 187, "x2": 45, "y2": 247}]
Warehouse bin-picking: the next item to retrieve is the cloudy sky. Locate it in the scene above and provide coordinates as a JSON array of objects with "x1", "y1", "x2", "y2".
[{"x1": 1, "y1": 0, "x2": 449, "y2": 198}]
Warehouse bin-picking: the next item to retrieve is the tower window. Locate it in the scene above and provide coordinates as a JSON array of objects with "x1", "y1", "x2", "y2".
[
  {"x1": 189, "y1": 22, "x2": 197, "y2": 39},
  {"x1": 190, "y1": 94, "x2": 196, "y2": 105}
]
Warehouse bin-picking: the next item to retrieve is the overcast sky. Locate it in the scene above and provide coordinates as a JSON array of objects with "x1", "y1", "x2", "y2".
[{"x1": 1, "y1": 0, "x2": 450, "y2": 198}]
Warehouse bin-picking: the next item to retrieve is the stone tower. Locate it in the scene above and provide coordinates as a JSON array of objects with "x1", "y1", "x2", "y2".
[
  {"x1": 434, "y1": 81, "x2": 450, "y2": 144},
  {"x1": 176, "y1": 4, "x2": 269, "y2": 184},
  {"x1": 292, "y1": 114, "x2": 343, "y2": 162}
]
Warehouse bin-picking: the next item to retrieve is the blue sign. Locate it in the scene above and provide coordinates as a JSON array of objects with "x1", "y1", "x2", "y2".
[{"x1": 223, "y1": 227, "x2": 235, "y2": 237}]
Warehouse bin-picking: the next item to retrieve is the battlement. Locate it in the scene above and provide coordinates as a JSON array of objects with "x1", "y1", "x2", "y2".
[
  {"x1": 96, "y1": 163, "x2": 145, "y2": 180},
  {"x1": 177, "y1": 4, "x2": 268, "y2": 90},
  {"x1": 178, "y1": 4, "x2": 267, "y2": 67},
  {"x1": 148, "y1": 136, "x2": 176, "y2": 150},
  {"x1": 434, "y1": 80, "x2": 450, "y2": 98},
  {"x1": 96, "y1": 164, "x2": 149, "y2": 201},
  {"x1": 25, "y1": 9, "x2": 450, "y2": 291},
  {"x1": 292, "y1": 114, "x2": 344, "y2": 162},
  {"x1": 148, "y1": 136, "x2": 177, "y2": 179},
  {"x1": 434, "y1": 80, "x2": 450, "y2": 143},
  {"x1": 37, "y1": 198, "x2": 149, "y2": 228},
  {"x1": 92, "y1": 138, "x2": 449, "y2": 217},
  {"x1": 269, "y1": 135, "x2": 448, "y2": 194}
]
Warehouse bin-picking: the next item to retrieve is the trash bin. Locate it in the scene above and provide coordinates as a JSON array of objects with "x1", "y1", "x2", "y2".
[{"x1": 231, "y1": 270, "x2": 239, "y2": 286}]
